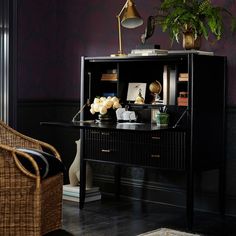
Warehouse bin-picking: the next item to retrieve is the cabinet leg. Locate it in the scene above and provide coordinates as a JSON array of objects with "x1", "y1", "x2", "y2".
[
  {"x1": 219, "y1": 165, "x2": 226, "y2": 216},
  {"x1": 79, "y1": 160, "x2": 86, "y2": 209},
  {"x1": 114, "y1": 165, "x2": 121, "y2": 199},
  {"x1": 186, "y1": 171, "x2": 194, "y2": 230}
]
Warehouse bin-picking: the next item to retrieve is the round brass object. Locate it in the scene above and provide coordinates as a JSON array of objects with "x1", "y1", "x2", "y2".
[
  {"x1": 149, "y1": 80, "x2": 162, "y2": 104},
  {"x1": 149, "y1": 80, "x2": 162, "y2": 94},
  {"x1": 183, "y1": 32, "x2": 201, "y2": 50}
]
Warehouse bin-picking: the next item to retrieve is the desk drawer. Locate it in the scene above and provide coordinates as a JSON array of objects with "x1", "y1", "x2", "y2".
[
  {"x1": 84, "y1": 129, "x2": 186, "y2": 169},
  {"x1": 85, "y1": 129, "x2": 134, "y2": 142},
  {"x1": 134, "y1": 131, "x2": 186, "y2": 169},
  {"x1": 85, "y1": 140, "x2": 120, "y2": 162},
  {"x1": 84, "y1": 129, "x2": 132, "y2": 163}
]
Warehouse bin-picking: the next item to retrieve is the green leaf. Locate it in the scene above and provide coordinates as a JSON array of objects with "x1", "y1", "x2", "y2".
[{"x1": 152, "y1": 0, "x2": 236, "y2": 43}]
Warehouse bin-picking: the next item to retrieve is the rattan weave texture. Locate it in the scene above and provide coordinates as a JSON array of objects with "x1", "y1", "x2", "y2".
[{"x1": 0, "y1": 120, "x2": 63, "y2": 236}]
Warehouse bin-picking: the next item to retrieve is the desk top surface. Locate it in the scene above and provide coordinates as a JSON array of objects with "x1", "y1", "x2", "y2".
[{"x1": 40, "y1": 121, "x2": 181, "y2": 132}]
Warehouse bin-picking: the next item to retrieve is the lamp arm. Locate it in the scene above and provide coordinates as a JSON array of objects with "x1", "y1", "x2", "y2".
[
  {"x1": 117, "y1": 0, "x2": 129, "y2": 17},
  {"x1": 112, "y1": 0, "x2": 141, "y2": 57},
  {"x1": 116, "y1": 0, "x2": 130, "y2": 56},
  {"x1": 72, "y1": 103, "x2": 88, "y2": 122},
  {"x1": 117, "y1": 15, "x2": 123, "y2": 55}
]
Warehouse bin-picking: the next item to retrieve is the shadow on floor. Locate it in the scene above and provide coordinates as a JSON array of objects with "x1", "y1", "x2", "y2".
[{"x1": 45, "y1": 229, "x2": 75, "y2": 236}]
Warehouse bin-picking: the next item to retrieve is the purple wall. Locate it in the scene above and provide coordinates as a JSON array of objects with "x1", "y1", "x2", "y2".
[{"x1": 18, "y1": 0, "x2": 236, "y2": 105}]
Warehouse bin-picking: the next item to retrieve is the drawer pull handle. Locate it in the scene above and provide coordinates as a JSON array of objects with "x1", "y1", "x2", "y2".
[
  {"x1": 152, "y1": 136, "x2": 160, "y2": 140},
  {"x1": 151, "y1": 154, "x2": 160, "y2": 158},
  {"x1": 90, "y1": 131, "x2": 100, "y2": 134},
  {"x1": 101, "y1": 132, "x2": 110, "y2": 136},
  {"x1": 101, "y1": 149, "x2": 111, "y2": 153}
]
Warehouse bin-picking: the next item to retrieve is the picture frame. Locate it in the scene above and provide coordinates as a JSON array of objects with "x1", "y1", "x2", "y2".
[{"x1": 126, "y1": 83, "x2": 147, "y2": 101}]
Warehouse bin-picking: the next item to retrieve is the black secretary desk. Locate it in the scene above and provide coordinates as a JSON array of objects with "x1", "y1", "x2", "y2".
[{"x1": 78, "y1": 52, "x2": 226, "y2": 229}]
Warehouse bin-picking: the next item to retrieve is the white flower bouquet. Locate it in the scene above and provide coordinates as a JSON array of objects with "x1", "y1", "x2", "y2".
[{"x1": 90, "y1": 96, "x2": 122, "y2": 116}]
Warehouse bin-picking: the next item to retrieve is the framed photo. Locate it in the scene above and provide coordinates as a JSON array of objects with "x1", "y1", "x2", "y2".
[{"x1": 126, "y1": 83, "x2": 146, "y2": 101}]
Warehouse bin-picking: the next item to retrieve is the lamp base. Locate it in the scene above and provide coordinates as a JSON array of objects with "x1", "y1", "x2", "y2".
[{"x1": 110, "y1": 53, "x2": 127, "y2": 57}]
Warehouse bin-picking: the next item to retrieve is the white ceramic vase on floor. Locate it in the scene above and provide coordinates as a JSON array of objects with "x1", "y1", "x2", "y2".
[{"x1": 69, "y1": 139, "x2": 93, "y2": 189}]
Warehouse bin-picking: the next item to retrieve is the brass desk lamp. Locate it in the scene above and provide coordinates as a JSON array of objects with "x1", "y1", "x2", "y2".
[{"x1": 111, "y1": 0, "x2": 143, "y2": 57}]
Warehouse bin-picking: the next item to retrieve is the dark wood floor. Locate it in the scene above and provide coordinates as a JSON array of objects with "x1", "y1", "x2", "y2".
[{"x1": 46, "y1": 195, "x2": 236, "y2": 236}]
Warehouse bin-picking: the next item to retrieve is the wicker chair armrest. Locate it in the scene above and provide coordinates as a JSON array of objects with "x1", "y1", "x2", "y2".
[
  {"x1": 0, "y1": 120, "x2": 61, "y2": 161},
  {"x1": 34, "y1": 140, "x2": 61, "y2": 161},
  {"x1": 0, "y1": 144, "x2": 41, "y2": 188}
]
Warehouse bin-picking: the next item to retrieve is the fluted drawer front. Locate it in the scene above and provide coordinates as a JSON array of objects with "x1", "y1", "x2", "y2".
[
  {"x1": 135, "y1": 131, "x2": 186, "y2": 170},
  {"x1": 85, "y1": 129, "x2": 134, "y2": 142},
  {"x1": 84, "y1": 129, "x2": 132, "y2": 163},
  {"x1": 155, "y1": 131, "x2": 186, "y2": 169},
  {"x1": 84, "y1": 129, "x2": 186, "y2": 169},
  {"x1": 85, "y1": 139, "x2": 120, "y2": 162},
  {"x1": 85, "y1": 129, "x2": 117, "y2": 140}
]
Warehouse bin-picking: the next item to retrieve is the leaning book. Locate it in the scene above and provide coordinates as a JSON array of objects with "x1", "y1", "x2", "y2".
[
  {"x1": 63, "y1": 184, "x2": 99, "y2": 193},
  {"x1": 63, "y1": 194, "x2": 101, "y2": 203},
  {"x1": 63, "y1": 185, "x2": 101, "y2": 203}
]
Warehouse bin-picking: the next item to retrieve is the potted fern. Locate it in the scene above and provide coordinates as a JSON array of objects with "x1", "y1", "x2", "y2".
[{"x1": 143, "y1": 0, "x2": 236, "y2": 49}]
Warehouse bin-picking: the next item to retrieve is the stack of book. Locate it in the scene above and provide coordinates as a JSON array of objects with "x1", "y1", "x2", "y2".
[
  {"x1": 128, "y1": 49, "x2": 168, "y2": 56},
  {"x1": 63, "y1": 184, "x2": 101, "y2": 203},
  {"x1": 101, "y1": 69, "x2": 118, "y2": 81},
  {"x1": 178, "y1": 73, "x2": 189, "y2": 81},
  {"x1": 177, "y1": 91, "x2": 188, "y2": 106},
  {"x1": 168, "y1": 50, "x2": 214, "y2": 56}
]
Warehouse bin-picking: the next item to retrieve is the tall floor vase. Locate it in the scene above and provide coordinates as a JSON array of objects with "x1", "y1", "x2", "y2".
[{"x1": 69, "y1": 140, "x2": 93, "y2": 189}]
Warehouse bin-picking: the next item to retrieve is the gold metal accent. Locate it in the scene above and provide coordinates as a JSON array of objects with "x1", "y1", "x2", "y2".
[
  {"x1": 151, "y1": 154, "x2": 160, "y2": 158},
  {"x1": 101, "y1": 149, "x2": 111, "y2": 153},
  {"x1": 149, "y1": 80, "x2": 162, "y2": 104},
  {"x1": 134, "y1": 88, "x2": 145, "y2": 104},
  {"x1": 111, "y1": 0, "x2": 143, "y2": 57},
  {"x1": 90, "y1": 131, "x2": 100, "y2": 135},
  {"x1": 101, "y1": 132, "x2": 110, "y2": 136},
  {"x1": 183, "y1": 32, "x2": 201, "y2": 50},
  {"x1": 121, "y1": 0, "x2": 143, "y2": 28}
]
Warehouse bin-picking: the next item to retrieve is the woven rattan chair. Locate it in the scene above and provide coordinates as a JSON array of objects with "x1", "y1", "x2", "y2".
[{"x1": 0, "y1": 120, "x2": 63, "y2": 236}]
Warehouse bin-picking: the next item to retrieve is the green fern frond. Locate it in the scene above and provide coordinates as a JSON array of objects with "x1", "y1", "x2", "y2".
[
  {"x1": 231, "y1": 18, "x2": 236, "y2": 32},
  {"x1": 199, "y1": 20, "x2": 208, "y2": 39},
  {"x1": 154, "y1": 0, "x2": 236, "y2": 43},
  {"x1": 198, "y1": 0, "x2": 211, "y2": 14}
]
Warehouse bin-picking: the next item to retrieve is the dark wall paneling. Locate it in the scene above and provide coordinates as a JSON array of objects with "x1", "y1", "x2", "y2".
[
  {"x1": 17, "y1": 102, "x2": 236, "y2": 215},
  {"x1": 225, "y1": 107, "x2": 236, "y2": 215},
  {"x1": 17, "y1": 100, "x2": 81, "y2": 183}
]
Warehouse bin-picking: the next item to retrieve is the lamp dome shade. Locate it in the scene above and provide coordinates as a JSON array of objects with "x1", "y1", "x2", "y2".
[{"x1": 121, "y1": 0, "x2": 143, "y2": 29}]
